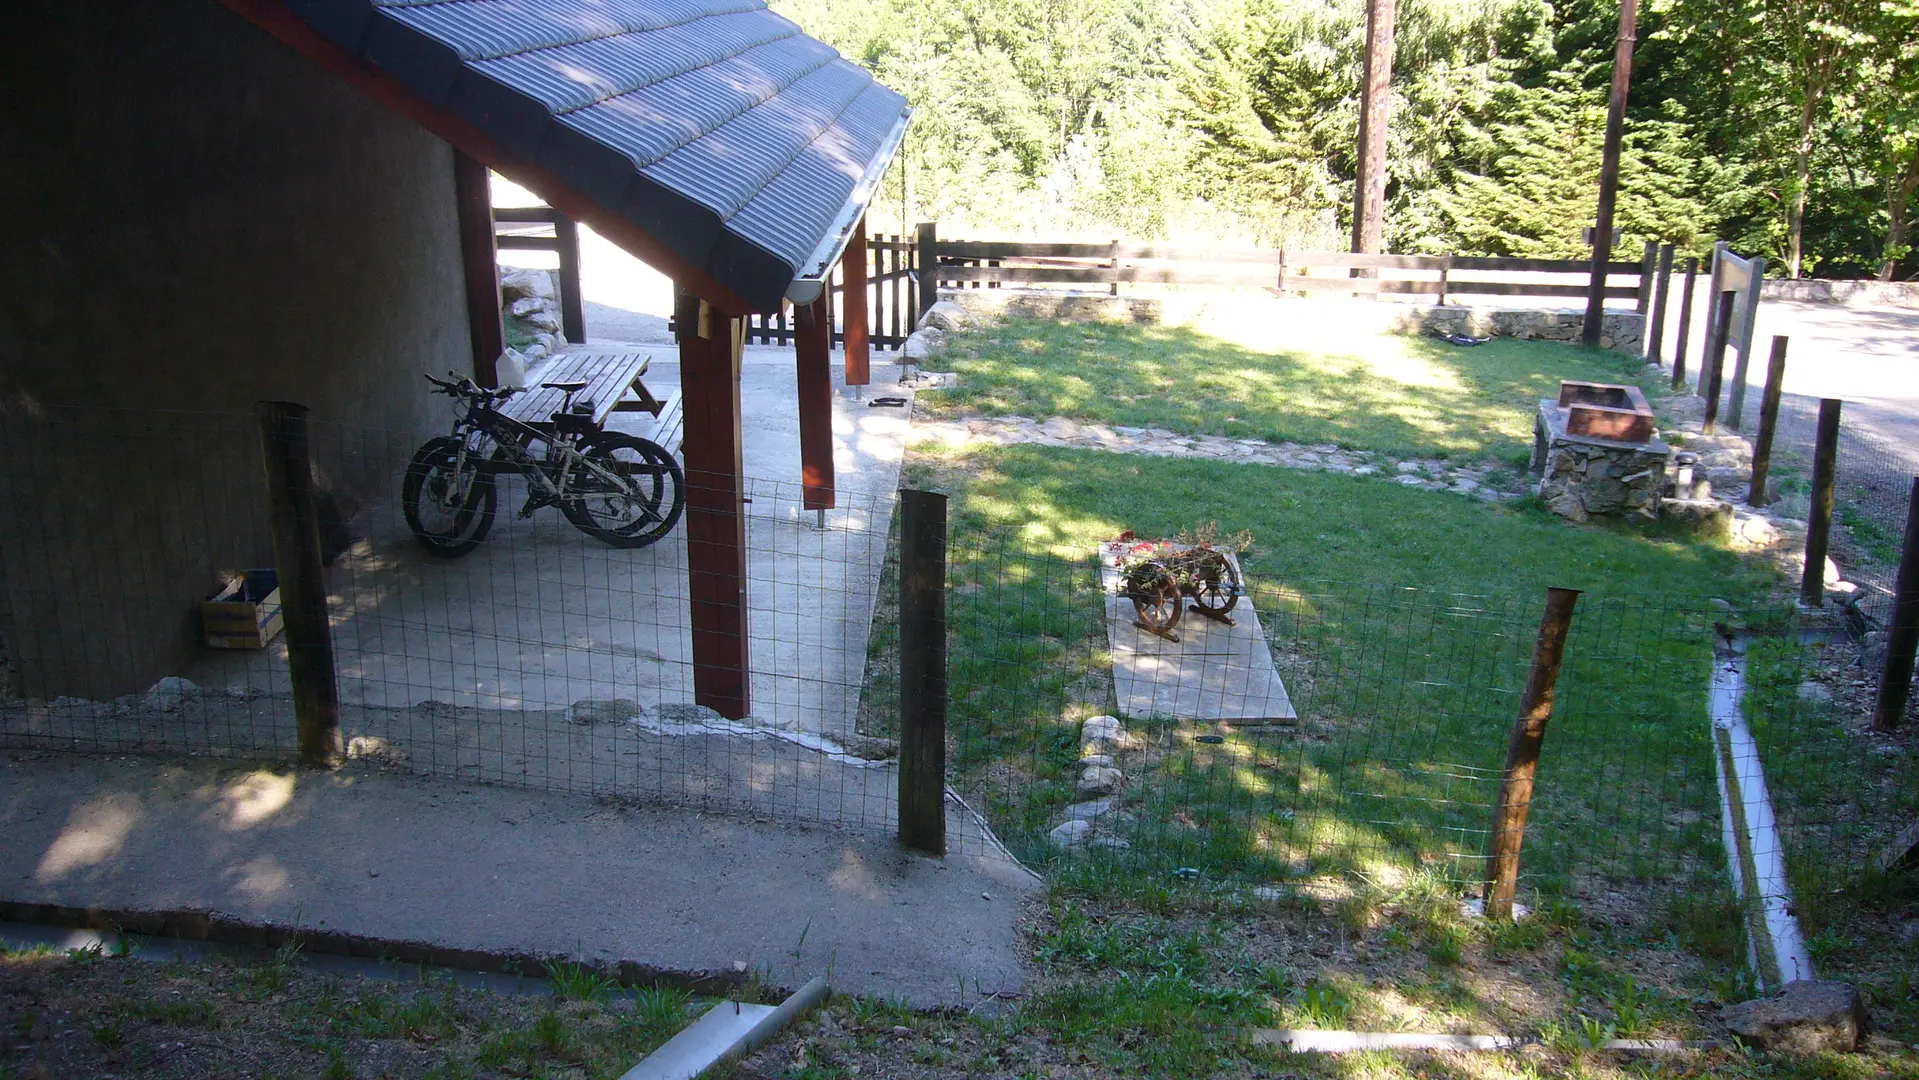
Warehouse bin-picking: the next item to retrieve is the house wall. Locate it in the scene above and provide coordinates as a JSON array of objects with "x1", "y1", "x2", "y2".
[{"x1": 0, "y1": 0, "x2": 475, "y2": 698}]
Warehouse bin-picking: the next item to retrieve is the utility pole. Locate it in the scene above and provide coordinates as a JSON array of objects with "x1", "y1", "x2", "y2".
[
  {"x1": 1582, "y1": 0, "x2": 1639, "y2": 347},
  {"x1": 1351, "y1": 0, "x2": 1398, "y2": 258}
]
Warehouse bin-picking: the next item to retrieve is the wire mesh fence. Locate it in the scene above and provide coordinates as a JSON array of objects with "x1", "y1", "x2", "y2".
[
  {"x1": 1, "y1": 404, "x2": 1913, "y2": 918},
  {"x1": 936, "y1": 533, "x2": 1917, "y2": 913},
  {"x1": 0, "y1": 404, "x2": 903, "y2": 834}
]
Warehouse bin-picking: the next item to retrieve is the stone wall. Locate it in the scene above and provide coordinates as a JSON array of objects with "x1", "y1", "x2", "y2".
[
  {"x1": 938, "y1": 288, "x2": 1650, "y2": 354},
  {"x1": 0, "y1": 0, "x2": 472, "y2": 698},
  {"x1": 1761, "y1": 279, "x2": 1919, "y2": 309},
  {"x1": 1536, "y1": 438, "x2": 1670, "y2": 521},
  {"x1": 1392, "y1": 306, "x2": 1647, "y2": 354}
]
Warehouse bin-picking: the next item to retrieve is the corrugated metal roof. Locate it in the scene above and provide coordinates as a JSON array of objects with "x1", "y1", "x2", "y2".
[{"x1": 285, "y1": 0, "x2": 909, "y2": 311}]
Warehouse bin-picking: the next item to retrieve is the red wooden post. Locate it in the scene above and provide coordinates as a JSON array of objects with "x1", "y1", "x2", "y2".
[
  {"x1": 453, "y1": 150, "x2": 503, "y2": 388},
  {"x1": 674, "y1": 289, "x2": 752, "y2": 719},
  {"x1": 795, "y1": 295, "x2": 836, "y2": 512},
  {"x1": 843, "y1": 216, "x2": 871, "y2": 387}
]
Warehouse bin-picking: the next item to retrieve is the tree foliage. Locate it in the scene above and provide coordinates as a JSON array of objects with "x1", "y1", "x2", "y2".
[{"x1": 775, "y1": 0, "x2": 1918, "y2": 277}]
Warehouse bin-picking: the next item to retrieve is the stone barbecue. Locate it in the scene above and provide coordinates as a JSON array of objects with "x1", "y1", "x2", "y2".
[{"x1": 1532, "y1": 381, "x2": 1670, "y2": 521}]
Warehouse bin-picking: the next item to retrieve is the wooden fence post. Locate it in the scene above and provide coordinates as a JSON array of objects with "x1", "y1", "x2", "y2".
[
  {"x1": 1672, "y1": 256, "x2": 1699, "y2": 390},
  {"x1": 915, "y1": 222, "x2": 939, "y2": 328},
  {"x1": 1109, "y1": 239, "x2": 1121, "y2": 296},
  {"x1": 1636, "y1": 240, "x2": 1658, "y2": 315},
  {"x1": 1747, "y1": 336, "x2": 1789, "y2": 507},
  {"x1": 1483, "y1": 586, "x2": 1582, "y2": 920},
  {"x1": 1802, "y1": 398, "x2": 1843, "y2": 607},
  {"x1": 1726, "y1": 257, "x2": 1767, "y2": 430},
  {"x1": 1872, "y1": 476, "x2": 1919, "y2": 731},
  {"x1": 1647, "y1": 243, "x2": 1674, "y2": 364},
  {"x1": 898, "y1": 488, "x2": 948, "y2": 856},
  {"x1": 554, "y1": 213, "x2": 586, "y2": 344},
  {"x1": 1702, "y1": 293, "x2": 1735, "y2": 433},
  {"x1": 258, "y1": 402, "x2": 343, "y2": 769}
]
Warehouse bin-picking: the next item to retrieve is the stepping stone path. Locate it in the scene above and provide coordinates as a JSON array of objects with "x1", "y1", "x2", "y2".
[
  {"x1": 913, "y1": 415, "x2": 1528, "y2": 500},
  {"x1": 1049, "y1": 715, "x2": 1137, "y2": 849}
]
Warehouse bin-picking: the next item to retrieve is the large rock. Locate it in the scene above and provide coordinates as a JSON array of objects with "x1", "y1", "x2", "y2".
[
  {"x1": 523, "y1": 307, "x2": 564, "y2": 334},
  {"x1": 902, "y1": 327, "x2": 947, "y2": 362},
  {"x1": 1078, "y1": 765, "x2": 1123, "y2": 796},
  {"x1": 1662, "y1": 498, "x2": 1733, "y2": 538},
  {"x1": 1080, "y1": 715, "x2": 1130, "y2": 754},
  {"x1": 917, "y1": 300, "x2": 970, "y2": 334},
  {"x1": 1722, "y1": 981, "x2": 1866, "y2": 1053},
  {"x1": 500, "y1": 267, "x2": 557, "y2": 302},
  {"x1": 1048, "y1": 819, "x2": 1093, "y2": 848}
]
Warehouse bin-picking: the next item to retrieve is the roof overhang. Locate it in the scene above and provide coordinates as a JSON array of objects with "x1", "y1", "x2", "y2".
[
  {"x1": 224, "y1": 0, "x2": 910, "y2": 315},
  {"x1": 783, "y1": 106, "x2": 909, "y2": 307}
]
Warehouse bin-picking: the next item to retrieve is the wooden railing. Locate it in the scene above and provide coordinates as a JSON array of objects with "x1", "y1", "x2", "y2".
[
  {"x1": 493, "y1": 206, "x2": 585, "y2": 343},
  {"x1": 744, "y1": 233, "x2": 923, "y2": 350},
  {"x1": 928, "y1": 239, "x2": 1660, "y2": 309}
]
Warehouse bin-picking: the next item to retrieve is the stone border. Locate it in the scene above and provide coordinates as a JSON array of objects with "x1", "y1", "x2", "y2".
[
  {"x1": 912, "y1": 415, "x2": 1529, "y2": 501},
  {"x1": 1761, "y1": 279, "x2": 1919, "y2": 309}
]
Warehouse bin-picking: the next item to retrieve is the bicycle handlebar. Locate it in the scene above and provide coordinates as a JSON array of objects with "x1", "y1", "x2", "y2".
[{"x1": 424, "y1": 372, "x2": 519, "y2": 403}]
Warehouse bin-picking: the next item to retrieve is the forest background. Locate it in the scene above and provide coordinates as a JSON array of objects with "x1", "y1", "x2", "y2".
[{"x1": 776, "y1": 0, "x2": 1917, "y2": 278}]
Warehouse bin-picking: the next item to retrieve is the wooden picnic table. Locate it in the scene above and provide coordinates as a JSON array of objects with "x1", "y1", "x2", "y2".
[{"x1": 503, "y1": 351, "x2": 685, "y2": 456}]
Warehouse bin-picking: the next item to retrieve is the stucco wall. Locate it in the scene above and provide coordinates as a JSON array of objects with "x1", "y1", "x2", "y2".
[{"x1": 0, "y1": 0, "x2": 473, "y2": 697}]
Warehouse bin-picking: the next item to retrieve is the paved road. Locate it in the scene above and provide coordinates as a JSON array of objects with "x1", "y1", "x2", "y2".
[{"x1": 1648, "y1": 294, "x2": 1919, "y2": 589}]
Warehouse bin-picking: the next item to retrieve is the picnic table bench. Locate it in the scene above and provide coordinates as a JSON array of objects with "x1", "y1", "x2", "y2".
[{"x1": 503, "y1": 351, "x2": 684, "y2": 456}]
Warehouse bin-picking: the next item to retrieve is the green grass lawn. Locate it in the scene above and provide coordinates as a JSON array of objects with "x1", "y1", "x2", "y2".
[
  {"x1": 921, "y1": 316, "x2": 1667, "y2": 463},
  {"x1": 911, "y1": 441, "x2": 1780, "y2": 889}
]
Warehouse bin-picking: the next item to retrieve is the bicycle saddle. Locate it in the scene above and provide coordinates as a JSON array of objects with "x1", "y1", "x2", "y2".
[{"x1": 543, "y1": 380, "x2": 590, "y2": 393}]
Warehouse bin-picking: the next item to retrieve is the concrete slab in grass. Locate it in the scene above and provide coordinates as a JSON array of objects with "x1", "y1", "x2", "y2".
[{"x1": 1097, "y1": 542, "x2": 1296, "y2": 724}]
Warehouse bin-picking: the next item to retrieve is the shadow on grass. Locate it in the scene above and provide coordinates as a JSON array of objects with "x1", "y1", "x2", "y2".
[{"x1": 923, "y1": 317, "x2": 1664, "y2": 462}]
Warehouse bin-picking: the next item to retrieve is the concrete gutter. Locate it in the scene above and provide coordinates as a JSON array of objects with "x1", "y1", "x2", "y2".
[
  {"x1": 1707, "y1": 639, "x2": 1815, "y2": 989},
  {"x1": 621, "y1": 976, "x2": 828, "y2": 1080}
]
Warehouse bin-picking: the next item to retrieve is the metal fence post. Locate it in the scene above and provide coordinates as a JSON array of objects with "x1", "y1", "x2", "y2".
[
  {"x1": 1802, "y1": 398, "x2": 1843, "y2": 607},
  {"x1": 1647, "y1": 243, "x2": 1674, "y2": 365},
  {"x1": 1702, "y1": 293, "x2": 1735, "y2": 433},
  {"x1": 898, "y1": 488, "x2": 948, "y2": 855},
  {"x1": 1483, "y1": 586, "x2": 1581, "y2": 920},
  {"x1": 1747, "y1": 336, "x2": 1789, "y2": 507},
  {"x1": 1873, "y1": 477, "x2": 1919, "y2": 732},
  {"x1": 1672, "y1": 256, "x2": 1698, "y2": 390},
  {"x1": 258, "y1": 402, "x2": 343, "y2": 769}
]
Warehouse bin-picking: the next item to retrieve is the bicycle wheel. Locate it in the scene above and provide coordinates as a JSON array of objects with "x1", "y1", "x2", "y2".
[
  {"x1": 561, "y1": 432, "x2": 685, "y2": 548},
  {"x1": 1190, "y1": 552, "x2": 1241, "y2": 618},
  {"x1": 402, "y1": 436, "x2": 497, "y2": 557}
]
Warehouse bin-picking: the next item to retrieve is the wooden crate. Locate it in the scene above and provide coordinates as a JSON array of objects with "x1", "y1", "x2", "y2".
[{"x1": 202, "y1": 570, "x2": 283, "y2": 649}]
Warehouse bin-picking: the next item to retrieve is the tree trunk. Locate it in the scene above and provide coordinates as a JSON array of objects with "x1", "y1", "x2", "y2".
[
  {"x1": 1882, "y1": 153, "x2": 1919, "y2": 282},
  {"x1": 1787, "y1": 86, "x2": 1820, "y2": 279},
  {"x1": 1351, "y1": 0, "x2": 1398, "y2": 256}
]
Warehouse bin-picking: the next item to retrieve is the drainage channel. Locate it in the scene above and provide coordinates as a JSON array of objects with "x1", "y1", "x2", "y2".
[{"x1": 1708, "y1": 633, "x2": 1815, "y2": 989}]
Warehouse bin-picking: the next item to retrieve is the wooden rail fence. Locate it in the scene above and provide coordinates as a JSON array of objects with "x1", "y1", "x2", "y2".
[{"x1": 927, "y1": 239, "x2": 1659, "y2": 309}]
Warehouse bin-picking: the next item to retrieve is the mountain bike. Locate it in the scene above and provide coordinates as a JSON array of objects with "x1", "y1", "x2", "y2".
[{"x1": 402, "y1": 373, "x2": 684, "y2": 556}]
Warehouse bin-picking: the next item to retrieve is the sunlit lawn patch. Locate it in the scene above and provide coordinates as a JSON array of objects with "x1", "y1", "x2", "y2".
[{"x1": 920, "y1": 316, "x2": 1669, "y2": 463}]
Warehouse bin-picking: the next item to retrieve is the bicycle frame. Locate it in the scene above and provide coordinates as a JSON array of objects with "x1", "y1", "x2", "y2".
[{"x1": 432, "y1": 381, "x2": 634, "y2": 519}]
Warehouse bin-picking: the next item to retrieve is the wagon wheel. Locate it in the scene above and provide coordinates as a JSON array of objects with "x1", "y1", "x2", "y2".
[
  {"x1": 1125, "y1": 562, "x2": 1183, "y2": 633},
  {"x1": 1190, "y1": 551, "x2": 1241, "y2": 618}
]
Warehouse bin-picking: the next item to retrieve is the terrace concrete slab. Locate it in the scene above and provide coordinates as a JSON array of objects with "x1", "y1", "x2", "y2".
[
  {"x1": 179, "y1": 348, "x2": 914, "y2": 748},
  {"x1": 1096, "y1": 543, "x2": 1295, "y2": 724},
  {"x1": 0, "y1": 753, "x2": 1037, "y2": 1008}
]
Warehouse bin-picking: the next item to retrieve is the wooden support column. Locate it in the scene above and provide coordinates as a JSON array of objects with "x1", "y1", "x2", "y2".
[
  {"x1": 794, "y1": 295, "x2": 836, "y2": 512},
  {"x1": 453, "y1": 150, "x2": 504, "y2": 388},
  {"x1": 554, "y1": 213, "x2": 586, "y2": 344},
  {"x1": 675, "y1": 289, "x2": 751, "y2": 719},
  {"x1": 843, "y1": 217, "x2": 871, "y2": 387}
]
